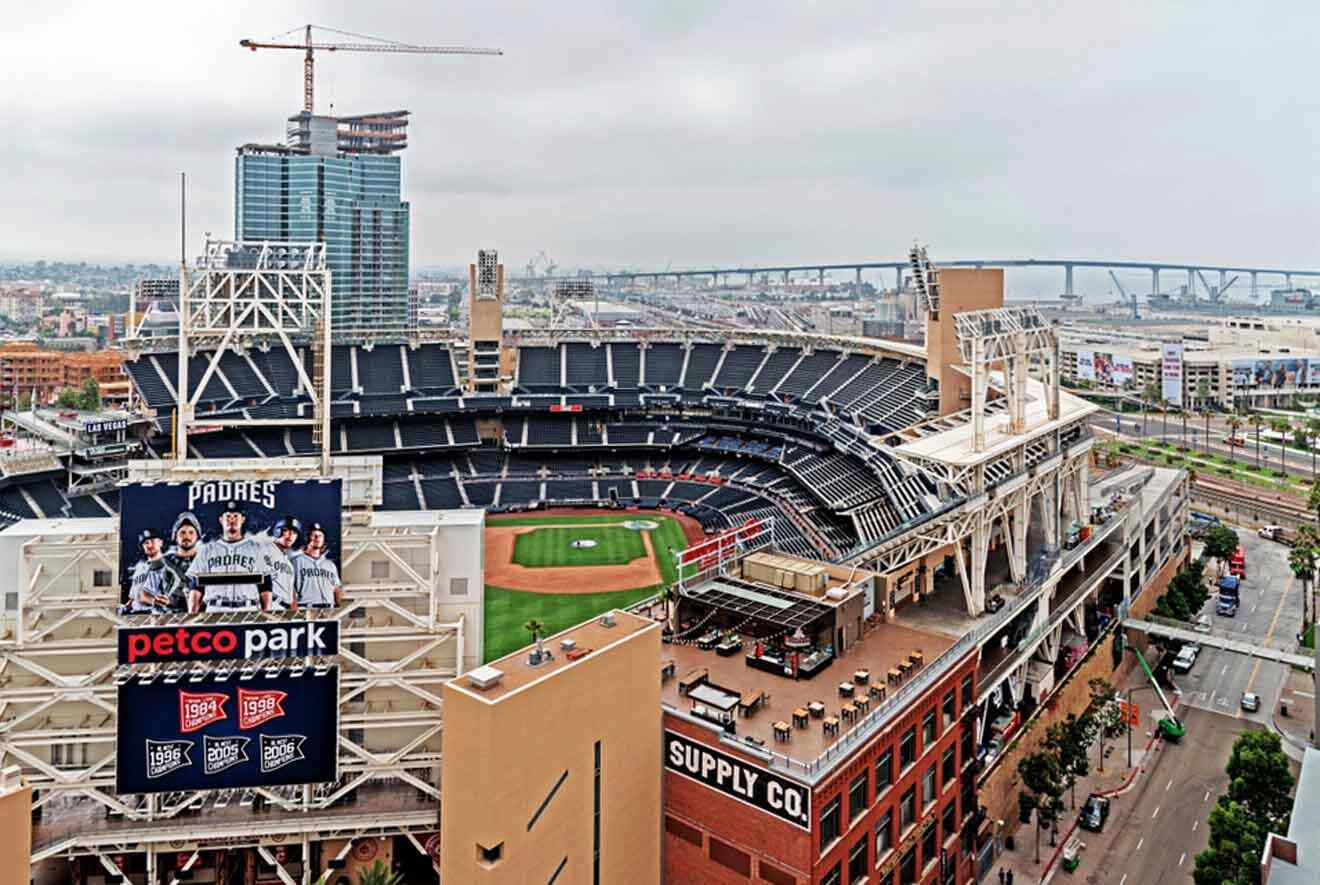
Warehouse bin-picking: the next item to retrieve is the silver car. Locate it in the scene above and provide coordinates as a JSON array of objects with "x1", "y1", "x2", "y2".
[{"x1": 1241, "y1": 692, "x2": 1261, "y2": 713}]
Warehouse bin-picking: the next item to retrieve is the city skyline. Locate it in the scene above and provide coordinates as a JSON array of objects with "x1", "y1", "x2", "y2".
[{"x1": 4, "y1": 1, "x2": 1319, "y2": 272}]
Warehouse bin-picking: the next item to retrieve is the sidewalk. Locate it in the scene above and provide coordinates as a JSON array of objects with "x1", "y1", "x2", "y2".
[
  {"x1": 988, "y1": 667, "x2": 1174, "y2": 885},
  {"x1": 1272, "y1": 667, "x2": 1316, "y2": 763}
]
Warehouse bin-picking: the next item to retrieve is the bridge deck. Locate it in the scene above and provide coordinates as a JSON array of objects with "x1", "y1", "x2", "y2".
[{"x1": 1124, "y1": 618, "x2": 1315, "y2": 670}]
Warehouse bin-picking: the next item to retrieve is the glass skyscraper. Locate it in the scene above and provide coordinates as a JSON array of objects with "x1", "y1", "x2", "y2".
[{"x1": 235, "y1": 115, "x2": 411, "y2": 333}]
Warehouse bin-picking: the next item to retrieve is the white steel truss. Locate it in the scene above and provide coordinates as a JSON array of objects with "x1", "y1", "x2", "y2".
[
  {"x1": 175, "y1": 239, "x2": 333, "y2": 472},
  {"x1": 952, "y1": 305, "x2": 1061, "y2": 450},
  {"x1": 2, "y1": 522, "x2": 459, "y2": 864}
]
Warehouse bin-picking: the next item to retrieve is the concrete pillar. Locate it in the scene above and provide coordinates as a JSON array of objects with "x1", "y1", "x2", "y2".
[
  {"x1": 896, "y1": 267, "x2": 903, "y2": 292},
  {"x1": 1251, "y1": 271, "x2": 1258, "y2": 300},
  {"x1": 818, "y1": 268, "x2": 826, "y2": 288},
  {"x1": 971, "y1": 518, "x2": 990, "y2": 615},
  {"x1": 783, "y1": 270, "x2": 790, "y2": 285},
  {"x1": 1187, "y1": 268, "x2": 1196, "y2": 299},
  {"x1": 1152, "y1": 267, "x2": 1160, "y2": 297},
  {"x1": 1287, "y1": 272, "x2": 1294, "y2": 289},
  {"x1": 1064, "y1": 264, "x2": 1074, "y2": 297}
]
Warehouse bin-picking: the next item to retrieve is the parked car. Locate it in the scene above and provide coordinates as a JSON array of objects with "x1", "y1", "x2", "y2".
[
  {"x1": 1241, "y1": 692, "x2": 1261, "y2": 713},
  {"x1": 1172, "y1": 645, "x2": 1199, "y2": 673},
  {"x1": 1194, "y1": 615, "x2": 1212, "y2": 633},
  {"x1": 1258, "y1": 525, "x2": 1295, "y2": 546},
  {"x1": 1079, "y1": 794, "x2": 1111, "y2": 832}
]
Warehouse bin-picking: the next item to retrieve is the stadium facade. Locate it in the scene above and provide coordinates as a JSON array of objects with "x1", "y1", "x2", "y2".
[{"x1": 0, "y1": 247, "x2": 1188, "y2": 883}]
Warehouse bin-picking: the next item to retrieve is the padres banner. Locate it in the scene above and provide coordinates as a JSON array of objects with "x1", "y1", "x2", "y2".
[{"x1": 115, "y1": 667, "x2": 339, "y2": 794}]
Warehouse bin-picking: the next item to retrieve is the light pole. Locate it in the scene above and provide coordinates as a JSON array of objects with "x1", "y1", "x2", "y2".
[{"x1": 1127, "y1": 684, "x2": 1160, "y2": 769}]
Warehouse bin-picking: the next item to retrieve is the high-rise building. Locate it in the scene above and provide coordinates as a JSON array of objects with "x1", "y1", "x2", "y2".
[
  {"x1": 467, "y1": 249, "x2": 504, "y2": 392},
  {"x1": 235, "y1": 111, "x2": 411, "y2": 333}
]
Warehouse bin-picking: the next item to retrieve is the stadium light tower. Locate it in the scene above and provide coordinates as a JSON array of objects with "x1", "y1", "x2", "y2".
[{"x1": 176, "y1": 239, "x2": 333, "y2": 472}]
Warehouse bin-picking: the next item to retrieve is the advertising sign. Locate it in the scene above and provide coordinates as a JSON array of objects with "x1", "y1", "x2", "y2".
[
  {"x1": 118, "y1": 621, "x2": 339, "y2": 665},
  {"x1": 118, "y1": 479, "x2": 342, "y2": 615},
  {"x1": 1232, "y1": 358, "x2": 1311, "y2": 390},
  {"x1": 1161, "y1": 343, "x2": 1184, "y2": 407},
  {"x1": 115, "y1": 667, "x2": 339, "y2": 794},
  {"x1": 663, "y1": 729, "x2": 810, "y2": 830},
  {"x1": 1093, "y1": 352, "x2": 1115, "y2": 386},
  {"x1": 1075, "y1": 350, "x2": 1095, "y2": 381},
  {"x1": 1112, "y1": 354, "x2": 1134, "y2": 387}
]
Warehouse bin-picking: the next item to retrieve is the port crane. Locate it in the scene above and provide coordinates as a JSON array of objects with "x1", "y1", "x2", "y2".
[
  {"x1": 1196, "y1": 270, "x2": 1239, "y2": 304},
  {"x1": 1108, "y1": 270, "x2": 1141, "y2": 319},
  {"x1": 240, "y1": 24, "x2": 502, "y2": 115}
]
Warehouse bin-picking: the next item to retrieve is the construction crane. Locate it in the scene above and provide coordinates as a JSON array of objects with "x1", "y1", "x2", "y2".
[
  {"x1": 1108, "y1": 270, "x2": 1140, "y2": 320},
  {"x1": 240, "y1": 24, "x2": 503, "y2": 115},
  {"x1": 1196, "y1": 270, "x2": 1239, "y2": 303}
]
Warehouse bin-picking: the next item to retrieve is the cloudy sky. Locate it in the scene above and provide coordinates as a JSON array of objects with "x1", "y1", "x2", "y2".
[{"x1": 3, "y1": 1, "x2": 1317, "y2": 285}]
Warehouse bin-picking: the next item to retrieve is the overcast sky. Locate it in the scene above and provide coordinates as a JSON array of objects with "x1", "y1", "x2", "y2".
[{"x1": 3, "y1": 1, "x2": 1317, "y2": 285}]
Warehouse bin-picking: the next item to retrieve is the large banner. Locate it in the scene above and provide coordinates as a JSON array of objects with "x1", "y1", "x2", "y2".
[
  {"x1": 1161, "y1": 343, "x2": 1184, "y2": 406},
  {"x1": 115, "y1": 667, "x2": 339, "y2": 794},
  {"x1": 118, "y1": 621, "x2": 339, "y2": 665},
  {"x1": 1112, "y1": 354, "x2": 1134, "y2": 388},
  {"x1": 1232, "y1": 358, "x2": 1313, "y2": 390},
  {"x1": 119, "y1": 479, "x2": 342, "y2": 615},
  {"x1": 1075, "y1": 350, "x2": 1095, "y2": 381},
  {"x1": 1093, "y1": 352, "x2": 1115, "y2": 386}
]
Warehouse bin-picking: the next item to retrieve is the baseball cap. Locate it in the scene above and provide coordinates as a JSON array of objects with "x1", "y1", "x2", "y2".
[
  {"x1": 138, "y1": 528, "x2": 162, "y2": 546},
  {"x1": 221, "y1": 501, "x2": 245, "y2": 516},
  {"x1": 172, "y1": 512, "x2": 201, "y2": 535},
  {"x1": 273, "y1": 515, "x2": 303, "y2": 536}
]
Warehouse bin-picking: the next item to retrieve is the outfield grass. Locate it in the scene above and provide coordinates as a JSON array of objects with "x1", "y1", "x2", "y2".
[
  {"x1": 483, "y1": 513, "x2": 694, "y2": 662},
  {"x1": 512, "y1": 526, "x2": 648, "y2": 567},
  {"x1": 484, "y1": 583, "x2": 662, "y2": 661}
]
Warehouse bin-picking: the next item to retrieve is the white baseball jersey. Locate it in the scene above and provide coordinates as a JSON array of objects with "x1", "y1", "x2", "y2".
[
  {"x1": 263, "y1": 540, "x2": 298, "y2": 609},
  {"x1": 293, "y1": 551, "x2": 341, "y2": 607},
  {"x1": 188, "y1": 536, "x2": 269, "y2": 610},
  {"x1": 127, "y1": 558, "x2": 168, "y2": 613}
]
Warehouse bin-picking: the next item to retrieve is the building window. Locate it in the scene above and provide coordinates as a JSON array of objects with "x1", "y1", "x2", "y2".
[
  {"x1": 900, "y1": 787, "x2": 916, "y2": 829},
  {"x1": 876, "y1": 747, "x2": 894, "y2": 796},
  {"x1": 900, "y1": 727, "x2": 916, "y2": 770},
  {"x1": 759, "y1": 861, "x2": 796, "y2": 885},
  {"x1": 850, "y1": 771, "x2": 869, "y2": 822},
  {"x1": 709, "y1": 838, "x2": 751, "y2": 877},
  {"x1": 476, "y1": 842, "x2": 504, "y2": 869},
  {"x1": 942, "y1": 746, "x2": 956, "y2": 787},
  {"x1": 822, "y1": 864, "x2": 842, "y2": 885},
  {"x1": 921, "y1": 823, "x2": 937, "y2": 869},
  {"x1": 93, "y1": 568, "x2": 112, "y2": 587},
  {"x1": 665, "y1": 815, "x2": 702, "y2": 847},
  {"x1": 943, "y1": 691, "x2": 956, "y2": 728},
  {"x1": 960, "y1": 725, "x2": 974, "y2": 769},
  {"x1": 923, "y1": 767, "x2": 937, "y2": 808},
  {"x1": 821, "y1": 797, "x2": 842, "y2": 849},
  {"x1": 900, "y1": 847, "x2": 917, "y2": 885},
  {"x1": 849, "y1": 837, "x2": 869, "y2": 884},
  {"x1": 875, "y1": 808, "x2": 893, "y2": 858},
  {"x1": 942, "y1": 801, "x2": 957, "y2": 842},
  {"x1": 922, "y1": 710, "x2": 937, "y2": 747},
  {"x1": 450, "y1": 576, "x2": 469, "y2": 596},
  {"x1": 961, "y1": 674, "x2": 973, "y2": 706}
]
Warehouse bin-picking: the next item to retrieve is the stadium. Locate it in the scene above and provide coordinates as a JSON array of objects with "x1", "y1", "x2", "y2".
[{"x1": 0, "y1": 246, "x2": 1189, "y2": 883}]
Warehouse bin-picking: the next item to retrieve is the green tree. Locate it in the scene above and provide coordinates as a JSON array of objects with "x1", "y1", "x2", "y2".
[
  {"x1": 1018, "y1": 750, "x2": 1065, "y2": 864},
  {"x1": 1179, "y1": 407, "x2": 1189, "y2": 451},
  {"x1": 1087, "y1": 678, "x2": 1127, "y2": 773},
  {"x1": 76, "y1": 377, "x2": 100, "y2": 411},
  {"x1": 1226, "y1": 415, "x2": 1243, "y2": 464},
  {"x1": 1226, "y1": 730, "x2": 1296, "y2": 832},
  {"x1": 1196, "y1": 378, "x2": 1212, "y2": 410},
  {"x1": 55, "y1": 386, "x2": 80, "y2": 409},
  {"x1": 1308, "y1": 418, "x2": 1320, "y2": 480},
  {"x1": 1307, "y1": 480, "x2": 1320, "y2": 525},
  {"x1": 524, "y1": 618, "x2": 546, "y2": 661},
  {"x1": 1288, "y1": 531, "x2": 1315, "y2": 628},
  {"x1": 356, "y1": 861, "x2": 404, "y2": 885},
  {"x1": 1203, "y1": 525, "x2": 1241, "y2": 576},
  {"x1": 1193, "y1": 730, "x2": 1296, "y2": 885},
  {"x1": 1044, "y1": 713, "x2": 1094, "y2": 809}
]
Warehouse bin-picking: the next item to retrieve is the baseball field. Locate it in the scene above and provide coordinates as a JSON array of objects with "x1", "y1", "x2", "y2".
[{"x1": 482, "y1": 509, "x2": 702, "y2": 661}]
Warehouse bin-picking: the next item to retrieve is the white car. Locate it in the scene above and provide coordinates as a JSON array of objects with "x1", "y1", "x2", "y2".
[
  {"x1": 1172, "y1": 646, "x2": 1198, "y2": 673},
  {"x1": 1194, "y1": 615, "x2": 1212, "y2": 634}
]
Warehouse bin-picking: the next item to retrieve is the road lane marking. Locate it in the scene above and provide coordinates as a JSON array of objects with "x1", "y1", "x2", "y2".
[
  {"x1": 1193, "y1": 819, "x2": 1198, "y2": 831},
  {"x1": 1136, "y1": 838, "x2": 1144, "y2": 852},
  {"x1": 1180, "y1": 852, "x2": 1187, "y2": 866},
  {"x1": 1239, "y1": 573, "x2": 1292, "y2": 718},
  {"x1": 1152, "y1": 806, "x2": 1160, "y2": 819},
  {"x1": 1204, "y1": 791, "x2": 1210, "y2": 801},
  {"x1": 1166, "y1": 778, "x2": 1173, "y2": 792},
  {"x1": 1120, "y1": 875, "x2": 1127, "y2": 885}
]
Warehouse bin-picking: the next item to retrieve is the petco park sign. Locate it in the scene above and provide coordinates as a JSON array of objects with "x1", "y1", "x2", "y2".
[
  {"x1": 118, "y1": 621, "x2": 339, "y2": 665},
  {"x1": 664, "y1": 730, "x2": 810, "y2": 829}
]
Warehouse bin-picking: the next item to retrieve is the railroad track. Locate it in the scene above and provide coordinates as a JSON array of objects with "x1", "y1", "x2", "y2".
[{"x1": 1191, "y1": 479, "x2": 1315, "y2": 529}]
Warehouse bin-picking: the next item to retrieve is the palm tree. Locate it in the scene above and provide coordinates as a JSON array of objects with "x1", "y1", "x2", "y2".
[
  {"x1": 1160, "y1": 400, "x2": 1171, "y2": 446},
  {"x1": 1271, "y1": 419, "x2": 1291, "y2": 476},
  {"x1": 1249, "y1": 412, "x2": 1263, "y2": 470},
  {"x1": 1178, "y1": 408, "x2": 1189, "y2": 452},
  {"x1": 1289, "y1": 529, "x2": 1316, "y2": 629},
  {"x1": 1227, "y1": 415, "x2": 1243, "y2": 464},
  {"x1": 1142, "y1": 382, "x2": 1160, "y2": 437},
  {"x1": 1308, "y1": 418, "x2": 1320, "y2": 481}
]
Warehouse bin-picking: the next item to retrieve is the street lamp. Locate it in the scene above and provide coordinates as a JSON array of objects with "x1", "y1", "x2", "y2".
[{"x1": 1126, "y1": 684, "x2": 1160, "y2": 769}]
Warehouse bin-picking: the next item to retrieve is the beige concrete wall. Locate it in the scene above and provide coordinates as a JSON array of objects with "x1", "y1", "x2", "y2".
[
  {"x1": 924, "y1": 268, "x2": 1004, "y2": 416},
  {"x1": 0, "y1": 771, "x2": 32, "y2": 885},
  {"x1": 441, "y1": 619, "x2": 661, "y2": 885}
]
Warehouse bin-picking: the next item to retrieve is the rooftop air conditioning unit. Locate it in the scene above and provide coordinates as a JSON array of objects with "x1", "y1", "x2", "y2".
[
  {"x1": 600, "y1": 613, "x2": 617, "y2": 628},
  {"x1": 466, "y1": 665, "x2": 505, "y2": 691}
]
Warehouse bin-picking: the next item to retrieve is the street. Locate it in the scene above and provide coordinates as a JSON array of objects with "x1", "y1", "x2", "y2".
[
  {"x1": 1079, "y1": 708, "x2": 1259, "y2": 885},
  {"x1": 1175, "y1": 529, "x2": 1303, "y2": 725}
]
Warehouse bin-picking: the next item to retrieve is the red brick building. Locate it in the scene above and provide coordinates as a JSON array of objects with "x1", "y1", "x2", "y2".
[{"x1": 659, "y1": 553, "x2": 981, "y2": 885}]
